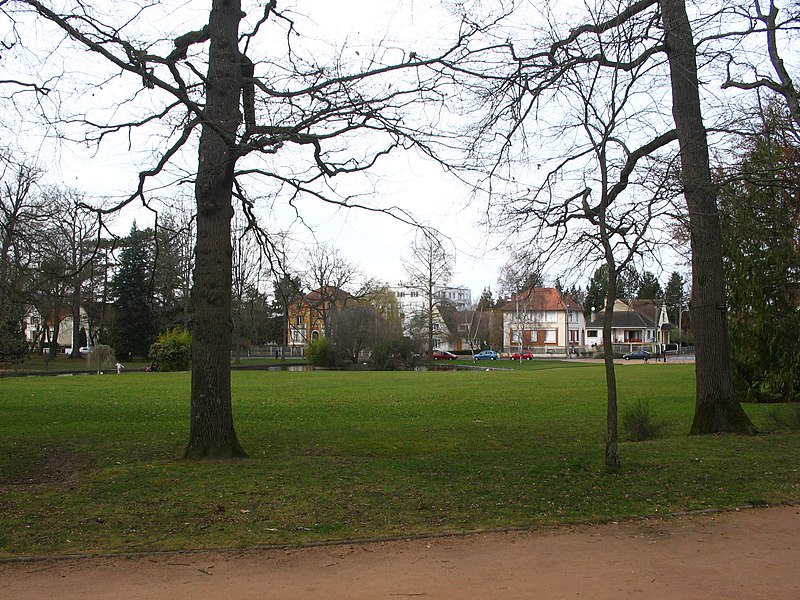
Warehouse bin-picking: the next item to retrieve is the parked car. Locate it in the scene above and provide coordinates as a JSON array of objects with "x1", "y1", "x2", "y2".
[
  {"x1": 474, "y1": 349, "x2": 499, "y2": 360},
  {"x1": 623, "y1": 349, "x2": 651, "y2": 360},
  {"x1": 79, "y1": 346, "x2": 93, "y2": 358},
  {"x1": 510, "y1": 350, "x2": 533, "y2": 360},
  {"x1": 432, "y1": 350, "x2": 457, "y2": 360}
]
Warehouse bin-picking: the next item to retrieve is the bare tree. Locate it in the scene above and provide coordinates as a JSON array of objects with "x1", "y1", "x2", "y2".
[
  {"x1": 721, "y1": 0, "x2": 800, "y2": 130},
  {"x1": 328, "y1": 303, "x2": 377, "y2": 364},
  {"x1": 44, "y1": 187, "x2": 102, "y2": 358},
  {"x1": 0, "y1": 150, "x2": 51, "y2": 359},
  {"x1": 496, "y1": 250, "x2": 543, "y2": 299},
  {"x1": 302, "y1": 243, "x2": 361, "y2": 337},
  {"x1": 231, "y1": 211, "x2": 267, "y2": 363},
  {"x1": 401, "y1": 230, "x2": 454, "y2": 356},
  {"x1": 660, "y1": 0, "x2": 754, "y2": 433},
  {"x1": 441, "y1": 0, "x2": 758, "y2": 438},
  {"x1": 5, "y1": 1, "x2": 475, "y2": 457}
]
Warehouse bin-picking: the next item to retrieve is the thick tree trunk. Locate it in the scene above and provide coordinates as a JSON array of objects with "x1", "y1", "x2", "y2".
[
  {"x1": 185, "y1": 0, "x2": 247, "y2": 458},
  {"x1": 660, "y1": 0, "x2": 755, "y2": 434}
]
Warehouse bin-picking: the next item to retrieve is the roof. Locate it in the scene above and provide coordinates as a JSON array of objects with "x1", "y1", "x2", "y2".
[
  {"x1": 626, "y1": 299, "x2": 667, "y2": 323},
  {"x1": 301, "y1": 286, "x2": 351, "y2": 304},
  {"x1": 587, "y1": 300, "x2": 655, "y2": 329},
  {"x1": 499, "y1": 287, "x2": 584, "y2": 312}
]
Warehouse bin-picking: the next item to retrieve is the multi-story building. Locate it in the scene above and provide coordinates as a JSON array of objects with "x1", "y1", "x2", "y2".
[
  {"x1": 286, "y1": 286, "x2": 352, "y2": 350},
  {"x1": 499, "y1": 287, "x2": 585, "y2": 356},
  {"x1": 390, "y1": 283, "x2": 472, "y2": 336}
]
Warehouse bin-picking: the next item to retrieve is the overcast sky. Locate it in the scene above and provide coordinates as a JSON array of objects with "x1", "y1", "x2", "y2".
[
  {"x1": 2, "y1": 0, "x2": 513, "y2": 298},
  {"x1": 3, "y1": 0, "x2": 696, "y2": 299}
]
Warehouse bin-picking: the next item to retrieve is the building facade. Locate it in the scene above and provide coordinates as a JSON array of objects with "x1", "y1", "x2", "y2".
[
  {"x1": 500, "y1": 287, "x2": 586, "y2": 356},
  {"x1": 390, "y1": 283, "x2": 472, "y2": 338},
  {"x1": 585, "y1": 298, "x2": 671, "y2": 351},
  {"x1": 286, "y1": 286, "x2": 352, "y2": 350}
]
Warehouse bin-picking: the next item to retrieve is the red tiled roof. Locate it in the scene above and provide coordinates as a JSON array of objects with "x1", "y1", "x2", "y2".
[{"x1": 501, "y1": 288, "x2": 583, "y2": 311}]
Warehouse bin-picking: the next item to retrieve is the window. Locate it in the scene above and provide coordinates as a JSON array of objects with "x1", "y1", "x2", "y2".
[
  {"x1": 587, "y1": 330, "x2": 598, "y2": 338},
  {"x1": 295, "y1": 315, "x2": 303, "y2": 326},
  {"x1": 545, "y1": 329, "x2": 557, "y2": 343},
  {"x1": 512, "y1": 330, "x2": 522, "y2": 343}
]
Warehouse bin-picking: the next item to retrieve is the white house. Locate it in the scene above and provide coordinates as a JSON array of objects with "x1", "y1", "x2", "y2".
[
  {"x1": 23, "y1": 305, "x2": 90, "y2": 352},
  {"x1": 499, "y1": 288, "x2": 586, "y2": 356},
  {"x1": 585, "y1": 298, "x2": 671, "y2": 351}
]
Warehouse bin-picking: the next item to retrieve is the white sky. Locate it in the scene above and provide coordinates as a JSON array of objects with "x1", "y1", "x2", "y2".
[
  {"x1": 5, "y1": 0, "x2": 511, "y2": 299},
  {"x1": 2, "y1": 0, "x2": 704, "y2": 299}
]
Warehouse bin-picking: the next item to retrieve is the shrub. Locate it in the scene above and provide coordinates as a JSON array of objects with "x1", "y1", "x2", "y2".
[
  {"x1": 370, "y1": 337, "x2": 419, "y2": 370},
  {"x1": 88, "y1": 344, "x2": 116, "y2": 372},
  {"x1": 148, "y1": 328, "x2": 191, "y2": 372},
  {"x1": 0, "y1": 329, "x2": 27, "y2": 364},
  {"x1": 306, "y1": 337, "x2": 338, "y2": 368},
  {"x1": 621, "y1": 399, "x2": 665, "y2": 442}
]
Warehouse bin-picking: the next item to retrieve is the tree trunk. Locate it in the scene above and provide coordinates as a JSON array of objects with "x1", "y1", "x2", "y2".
[
  {"x1": 660, "y1": 0, "x2": 755, "y2": 435},
  {"x1": 70, "y1": 277, "x2": 82, "y2": 358},
  {"x1": 603, "y1": 262, "x2": 620, "y2": 469},
  {"x1": 184, "y1": 0, "x2": 247, "y2": 459},
  {"x1": 50, "y1": 315, "x2": 60, "y2": 359}
]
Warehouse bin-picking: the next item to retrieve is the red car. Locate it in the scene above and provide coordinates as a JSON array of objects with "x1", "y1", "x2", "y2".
[
  {"x1": 432, "y1": 350, "x2": 457, "y2": 360},
  {"x1": 510, "y1": 350, "x2": 533, "y2": 360}
]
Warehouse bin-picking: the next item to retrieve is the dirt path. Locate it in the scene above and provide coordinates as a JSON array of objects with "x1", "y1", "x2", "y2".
[{"x1": 1, "y1": 504, "x2": 798, "y2": 599}]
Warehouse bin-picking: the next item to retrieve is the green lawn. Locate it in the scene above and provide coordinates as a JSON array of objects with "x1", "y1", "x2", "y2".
[{"x1": 1, "y1": 362, "x2": 798, "y2": 558}]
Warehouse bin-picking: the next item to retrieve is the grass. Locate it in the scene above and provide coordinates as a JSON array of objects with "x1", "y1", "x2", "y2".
[{"x1": 1, "y1": 362, "x2": 798, "y2": 558}]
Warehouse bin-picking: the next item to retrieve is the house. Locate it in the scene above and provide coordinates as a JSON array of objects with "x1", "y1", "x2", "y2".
[
  {"x1": 585, "y1": 298, "x2": 671, "y2": 351},
  {"x1": 499, "y1": 288, "x2": 586, "y2": 356},
  {"x1": 287, "y1": 286, "x2": 352, "y2": 349},
  {"x1": 439, "y1": 305, "x2": 499, "y2": 353},
  {"x1": 23, "y1": 305, "x2": 90, "y2": 352},
  {"x1": 390, "y1": 282, "x2": 472, "y2": 336}
]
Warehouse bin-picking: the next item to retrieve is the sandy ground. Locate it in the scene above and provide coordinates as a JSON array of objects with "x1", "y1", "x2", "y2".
[{"x1": 1, "y1": 504, "x2": 798, "y2": 600}]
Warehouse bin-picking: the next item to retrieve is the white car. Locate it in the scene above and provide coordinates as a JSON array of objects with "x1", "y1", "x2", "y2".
[{"x1": 79, "y1": 346, "x2": 93, "y2": 358}]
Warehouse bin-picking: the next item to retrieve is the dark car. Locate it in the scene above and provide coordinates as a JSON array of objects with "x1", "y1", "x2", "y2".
[
  {"x1": 473, "y1": 349, "x2": 499, "y2": 360},
  {"x1": 432, "y1": 350, "x2": 457, "y2": 360},
  {"x1": 623, "y1": 350, "x2": 652, "y2": 360},
  {"x1": 510, "y1": 350, "x2": 533, "y2": 360}
]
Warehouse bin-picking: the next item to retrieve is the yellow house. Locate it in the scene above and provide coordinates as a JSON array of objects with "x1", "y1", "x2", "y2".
[{"x1": 287, "y1": 286, "x2": 351, "y2": 349}]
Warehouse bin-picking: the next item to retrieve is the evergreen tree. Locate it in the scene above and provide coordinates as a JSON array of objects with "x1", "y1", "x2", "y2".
[
  {"x1": 566, "y1": 284, "x2": 585, "y2": 307},
  {"x1": 476, "y1": 287, "x2": 495, "y2": 311},
  {"x1": 584, "y1": 266, "x2": 607, "y2": 316},
  {"x1": 0, "y1": 300, "x2": 27, "y2": 363},
  {"x1": 269, "y1": 274, "x2": 301, "y2": 345},
  {"x1": 584, "y1": 265, "x2": 639, "y2": 317},
  {"x1": 663, "y1": 271, "x2": 687, "y2": 326},
  {"x1": 637, "y1": 271, "x2": 663, "y2": 299},
  {"x1": 111, "y1": 225, "x2": 156, "y2": 359},
  {"x1": 721, "y1": 104, "x2": 800, "y2": 402}
]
